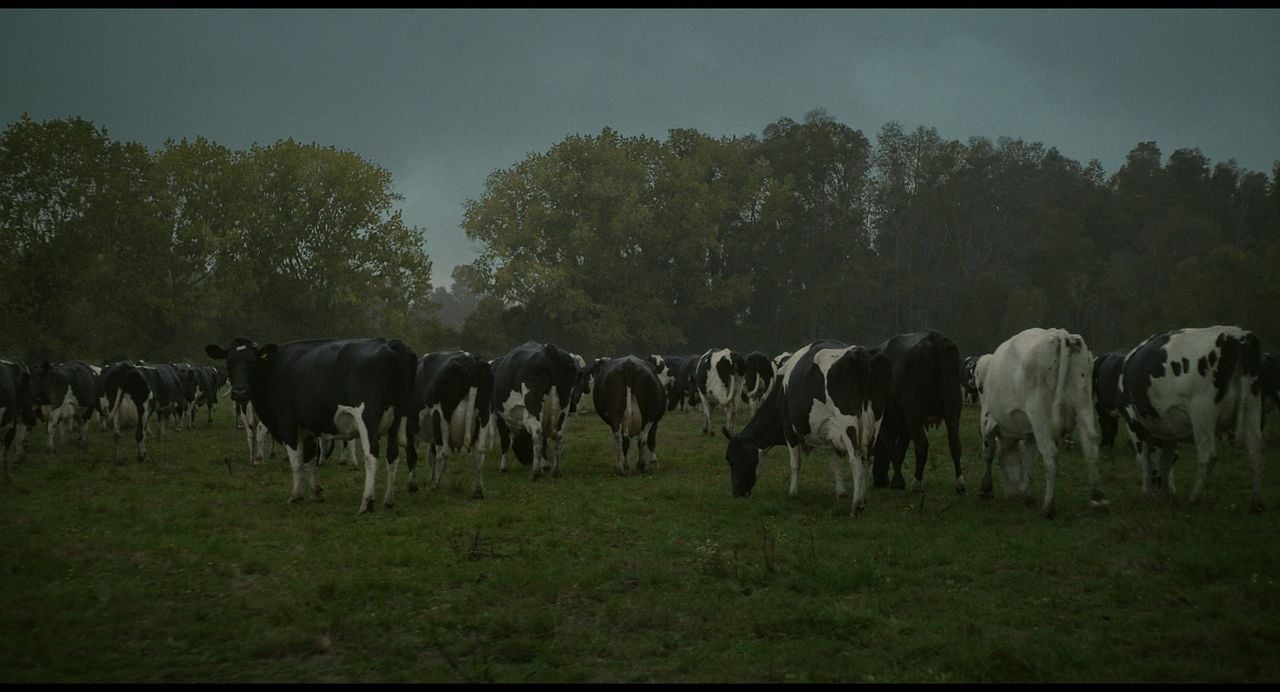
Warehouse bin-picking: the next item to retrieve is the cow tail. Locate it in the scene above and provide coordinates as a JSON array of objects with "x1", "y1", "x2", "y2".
[
  {"x1": 462, "y1": 379, "x2": 478, "y2": 451},
  {"x1": 1053, "y1": 331, "x2": 1072, "y2": 426},
  {"x1": 391, "y1": 340, "x2": 419, "y2": 469},
  {"x1": 1234, "y1": 332, "x2": 1263, "y2": 443}
]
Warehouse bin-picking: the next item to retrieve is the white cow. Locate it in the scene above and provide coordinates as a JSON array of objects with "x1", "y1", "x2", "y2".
[
  {"x1": 975, "y1": 327, "x2": 1108, "y2": 518},
  {"x1": 1117, "y1": 326, "x2": 1264, "y2": 512}
]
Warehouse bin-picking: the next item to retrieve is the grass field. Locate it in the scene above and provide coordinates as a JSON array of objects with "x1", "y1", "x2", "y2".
[{"x1": 2, "y1": 398, "x2": 1279, "y2": 682}]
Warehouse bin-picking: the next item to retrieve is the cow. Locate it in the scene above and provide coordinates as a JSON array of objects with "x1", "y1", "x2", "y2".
[
  {"x1": 206, "y1": 337, "x2": 419, "y2": 514},
  {"x1": 773, "y1": 351, "x2": 792, "y2": 371},
  {"x1": 871, "y1": 330, "x2": 966, "y2": 495},
  {"x1": 1262, "y1": 352, "x2": 1279, "y2": 419},
  {"x1": 1116, "y1": 326, "x2": 1264, "y2": 512},
  {"x1": 696, "y1": 348, "x2": 745, "y2": 435},
  {"x1": 593, "y1": 356, "x2": 666, "y2": 475},
  {"x1": 975, "y1": 327, "x2": 1108, "y2": 518},
  {"x1": 490, "y1": 341, "x2": 578, "y2": 480},
  {"x1": 960, "y1": 355, "x2": 981, "y2": 405},
  {"x1": 721, "y1": 340, "x2": 892, "y2": 515},
  {"x1": 1, "y1": 359, "x2": 37, "y2": 482},
  {"x1": 30, "y1": 360, "x2": 101, "y2": 451},
  {"x1": 658, "y1": 354, "x2": 699, "y2": 412},
  {"x1": 568, "y1": 353, "x2": 589, "y2": 415},
  {"x1": 172, "y1": 363, "x2": 202, "y2": 430},
  {"x1": 1091, "y1": 351, "x2": 1128, "y2": 448},
  {"x1": 100, "y1": 361, "x2": 186, "y2": 462},
  {"x1": 740, "y1": 351, "x2": 777, "y2": 416},
  {"x1": 407, "y1": 350, "x2": 493, "y2": 498}
]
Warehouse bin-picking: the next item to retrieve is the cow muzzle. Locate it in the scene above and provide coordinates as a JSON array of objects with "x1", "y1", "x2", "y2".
[{"x1": 231, "y1": 389, "x2": 251, "y2": 403}]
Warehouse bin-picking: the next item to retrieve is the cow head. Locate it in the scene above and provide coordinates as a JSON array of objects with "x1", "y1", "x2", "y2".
[
  {"x1": 205, "y1": 337, "x2": 276, "y2": 403},
  {"x1": 722, "y1": 426, "x2": 759, "y2": 497}
]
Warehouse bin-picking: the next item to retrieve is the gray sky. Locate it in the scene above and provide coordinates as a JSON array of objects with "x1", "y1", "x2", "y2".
[{"x1": 4, "y1": 9, "x2": 1278, "y2": 287}]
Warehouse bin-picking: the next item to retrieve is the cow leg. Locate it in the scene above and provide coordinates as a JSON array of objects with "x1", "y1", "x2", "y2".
[
  {"x1": 1029, "y1": 423, "x2": 1058, "y2": 518},
  {"x1": 244, "y1": 413, "x2": 261, "y2": 465},
  {"x1": 430, "y1": 444, "x2": 447, "y2": 490},
  {"x1": 910, "y1": 425, "x2": 929, "y2": 493},
  {"x1": 471, "y1": 445, "x2": 486, "y2": 499},
  {"x1": 643, "y1": 422, "x2": 659, "y2": 471},
  {"x1": 135, "y1": 406, "x2": 149, "y2": 462},
  {"x1": 843, "y1": 432, "x2": 869, "y2": 516},
  {"x1": 613, "y1": 426, "x2": 626, "y2": 474},
  {"x1": 701, "y1": 396, "x2": 713, "y2": 435},
  {"x1": 724, "y1": 397, "x2": 736, "y2": 435},
  {"x1": 1074, "y1": 410, "x2": 1108, "y2": 508},
  {"x1": 946, "y1": 418, "x2": 965, "y2": 495},
  {"x1": 1187, "y1": 409, "x2": 1218, "y2": 506},
  {"x1": 787, "y1": 444, "x2": 802, "y2": 498},
  {"x1": 496, "y1": 418, "x2": 511, "y2": 472},
  {"x1": 889, "y1": 431, "x2": 909, "y2": 490},
  {"x1": 978, "y1": 430, "x2": 998, "y2": 499},
  {"x1": 285, "y1": 443, "x2": 307, "y2": 503},
  {"x1": 301, "y1": 437, "x2": 324, "y2": 503},
  {"x1": 828, "y1": 449, "x2": 848, "y2": 499}
]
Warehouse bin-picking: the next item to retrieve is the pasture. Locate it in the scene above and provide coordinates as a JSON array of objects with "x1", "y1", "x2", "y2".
[{"x1": 2, "y1": 400, "x2": 1279, "y2": 682}]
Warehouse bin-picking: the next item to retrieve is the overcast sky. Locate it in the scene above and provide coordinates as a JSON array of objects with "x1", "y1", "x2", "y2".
[{"x1": 4, "y1": 9, "x2": 1278, "y2": 287}]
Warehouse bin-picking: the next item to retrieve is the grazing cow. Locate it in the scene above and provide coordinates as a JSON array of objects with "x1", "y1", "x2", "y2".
[
  {"x1": 975, "y1": 327, "x2": 1108, "y2": 518},
  {"x1": 490, "y1": 341, "x2": 579, "y2": 480},
  {"x1": 871, "y1": 331, "x2": 966, "y2": 494},
  {"x1": 31, "y1": 360, "x2": 101, "y2": 451},
  {"x1": 100, "y1": 361, "x2": 185, "y2": 462},
  {"x1": 593, "y1": 356, "x2": 666, "y2": 474},
  {"x1": 696, "y1": 348, "x2": 745, "y2": 435},
  {"x1": 206, "y1": 337, "x2": 419, "y2": 514},
  {"x1": 960, "y1": 355, "x2": 981, "y2": 405},
  {"x1": 407, "y1": 350, "x2": 493, "y2": 498},
  {"x1": 1, "y1": 359, "x2": 37, "y2": 482},
  {"x1": 1116, "y1": 326, "x2": 1264, "y2": 512},
  {"x1": 1262, "y1": 353, "x2": 1279, "y2": 418},
  {"x1": 740, "y1": 351, "x2": 777, "y2": 416},
  {"x1": 1091, "y1": 351, "x2": 1128, "y2": 448},
  {"x1": 722, "y1": 340, "x2": 892, "y2": 515}
]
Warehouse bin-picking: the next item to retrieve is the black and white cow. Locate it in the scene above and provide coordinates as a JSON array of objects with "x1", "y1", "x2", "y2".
[
  {"x1": 568, "y1": 353, "x2": 589, "y2": 415},
  {"x1": 194, "y1": 364, "x2": 220, "y2": 425},
  {"x1": 722, "y1": 340, "x2": 892, "y2": 515},
  {"x1": 172, "y1": 363, "x2": 202, "y2": 430},
  {"x1": 1091, "y1": 351, "x2": 1128, "y2": 448},
  {"x1": 593, "y1": 355, "x2": 666, "y2": 474},
  {"x1": 490, "y1": 341, "x2": 579, "y2": 480},
  {"x1": 976, "y1": 327, "x2": 1108, "y2": 518},
  {"x1": 1, "y1": 359, "x2": 37, "y2": 482},
  {"x1": 662, "y1": 354, "x2": 699, "y2": 412},
  {"x1": 1116, "y1": 326, "x2": 1264, "y2": 512},
  {"x1": 100, "y1": 361, "x2": 186, "y2": 462},
  {"x1": 696, "y1": 348, "x2": 745, "y2": 435},
  {"x1": 206, "y1": 337, "x2": 419, "y2": 514},
  {"x1": 408, "y1": 350, "x2": 493, "y2": 498},
  {"x1": 740, "y1": 351, "x2": 777, "y2": 416},
  {"x1": 960, "y1": 355, "x2": 981, "y2": 405},
  {"x1": 871, "y1": 331, "x2": 966, "y2": 494},
  {"x1": 31, "y1": 360, "x2": 101, "y2": 451}
]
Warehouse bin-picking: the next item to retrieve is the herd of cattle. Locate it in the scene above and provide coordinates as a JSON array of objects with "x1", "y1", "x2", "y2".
[{"x1": 2, "y1": 326, "x2": 1278, "y2": 519}]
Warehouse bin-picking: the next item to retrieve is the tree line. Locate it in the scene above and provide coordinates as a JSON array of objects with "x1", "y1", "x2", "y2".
[
  {"x1": 3, "y1": 110, "x2": 1278, "y2": 366},
  {"x1": 459, "y1": 110, "x2": 1280, "y2": 359}
]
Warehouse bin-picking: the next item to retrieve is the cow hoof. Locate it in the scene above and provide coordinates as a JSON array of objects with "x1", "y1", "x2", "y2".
[
  {"x1": 289, "y1": 494, "x2": 304, "y2": 504},
  {"x1": 383, "y1": 500, "x2": 395, "y2": 509},
  {"x1": 911, "y1": 480, "x2": 923, "y2": 494},
  {"x1": 889, "y1": 479, "x2": 906, "y2": 491},
  {"x1": 979, "y1": 490, "x2": 993, "y2": 500},
  {"x1": 1040, "y1": 509, "x2": 1057, "y2": 519},
  {"x1": 407, "y1": 481, "x2": 419, "y2": 494},
  {"x1": 499, "y1": 467, "x2": 508, "y2": 474},
  {"x1": 472, "y1": 489, "x2": 485, "y2": 500},
  {"x1": 1251, "y1": 502, "x2": 1264, "y2": 514},
  {"x1": 359, "y1": 499, "x2": 374, "y2": 514},
  {"x1": 955, "y1": 481, "x2": 967, "y2": 496},
  {"x1": 852, "y1": 504, "x2": 864, "y2": 517},
  {"x1": 1090, "y1": 498, "x2": 1110, "y2": 510},
  {"x1": 836, "y1": 491, "x2": 849, "y2": 499}
]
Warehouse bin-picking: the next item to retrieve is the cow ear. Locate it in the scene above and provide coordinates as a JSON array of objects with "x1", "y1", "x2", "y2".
[
  {"x1": 258, "y1": 344, "x2": 278, "y2": 361},
  {"x1": 205, "y1": 344, "x2": 228, "y2": 360}
]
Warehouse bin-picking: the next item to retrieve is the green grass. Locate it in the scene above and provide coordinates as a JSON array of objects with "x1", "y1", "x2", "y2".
[{"x1": 2, "y1": 401, "x2": 1280, "y2": 682}]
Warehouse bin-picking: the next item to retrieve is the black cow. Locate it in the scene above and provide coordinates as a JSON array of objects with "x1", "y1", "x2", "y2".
[
  {"x1": 1116, "y1": 326, "x2": 1264, "y2": 512},
  {"x1": 871, "y1": 330, "x2": 965, "y2": 494},
  {"x1": 206, "y1": 337, "x2": 419, "y2": 514},
  {"x1": 960, "y1": 355, "x2": 980, "y2": 405},
  {"x1": 722, "y1": 340, "x2": 892, "y2": 515},
  {"x1": 490, "y1": 341, "x2": 579, "y2": 480},
  {"x1": 31, "y1": 360, "x2": 101, "y2": 451},
  {"x1": 408, "y1": 350, "x2": 494, "y2": 498},
  {"x1": 101, "y1": 361, "x2": 185, "y2": 462},
  {"x1": 593, "y1": 355, "x2": 667, "y2": 474},
  {"x1": 740, "y1": 351, "x2": 777, "y2": 416},
  {"x1": 1, "y1": 359, "x2": 37, "y2": 482},
  {"x1": 696, "y1": 348, "x2": 746, "y2": 435},
  {"x1": 1091, "y1": 350, "x2": 1128, "y2": 448},
  {"x1": 1262, "y1": 352, "x2": 1279, "y2": 419}
]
